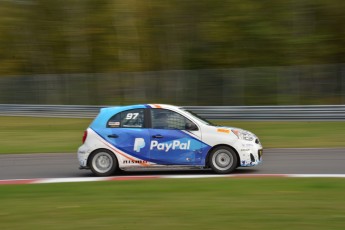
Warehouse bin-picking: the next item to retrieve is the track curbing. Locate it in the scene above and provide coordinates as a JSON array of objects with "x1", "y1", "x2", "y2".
[{"x1": 1, "y1": 174, "x2": 345, "y2": 185}]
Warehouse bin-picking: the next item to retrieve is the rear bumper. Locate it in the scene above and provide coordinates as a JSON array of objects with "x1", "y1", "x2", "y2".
[{"x1": 77, "y1": 144, "x2": 90, "y2": 167}]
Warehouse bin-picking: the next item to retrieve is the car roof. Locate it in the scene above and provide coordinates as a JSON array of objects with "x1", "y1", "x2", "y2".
[{"x1": 101, "y1": 104, "x2": 180, "y2": 113}]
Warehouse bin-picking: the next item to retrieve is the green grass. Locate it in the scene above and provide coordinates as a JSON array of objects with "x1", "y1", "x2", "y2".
[
  {"x1": 0, "y1": 178, "x2": 345, "y2": 230},
  {"x1": 0, "y1": 116, "x2": 344, "y2": 154},
  {"x1": 0, "y1": 116, "x2": 92, "y2": 154},
  {"x1": 217, "y1": 120, "x2": 345, "y2": 148}
]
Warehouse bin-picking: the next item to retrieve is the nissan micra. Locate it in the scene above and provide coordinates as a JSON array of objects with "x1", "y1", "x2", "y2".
[{"x1": 78, "y1": 104, "x2": 263, "y2": 176}]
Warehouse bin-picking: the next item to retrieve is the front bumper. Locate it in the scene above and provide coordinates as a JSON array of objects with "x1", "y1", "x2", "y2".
[{"x1": 237, "y1": 141, "x2": 263, "y2": 167}]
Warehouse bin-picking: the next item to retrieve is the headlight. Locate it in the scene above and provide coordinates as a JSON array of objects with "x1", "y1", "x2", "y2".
[{"x1": 232, "y1": 129, "x2": 255, "y2": 141}]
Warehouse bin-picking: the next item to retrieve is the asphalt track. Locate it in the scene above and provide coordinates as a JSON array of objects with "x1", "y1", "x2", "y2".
[{"x1": 0, "y1": 148, "x2": 344, "y2": 180}]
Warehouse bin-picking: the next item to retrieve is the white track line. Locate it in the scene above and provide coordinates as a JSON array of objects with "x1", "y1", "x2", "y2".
[
  {"x1": 288, "y1": 174, "x2": 345, "y2": 178},
  {"x1": 1, "y1": 174, "x2": 345, "y2": 185},
  {"x1": 35, "y1": 177, "x2": 106, "y2": 184}
]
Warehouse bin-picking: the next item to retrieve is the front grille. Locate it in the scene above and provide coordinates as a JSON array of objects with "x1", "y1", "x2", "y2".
[
  {"x1": 258, "y1": 149, "x2": 263, "y2": 160},
  {"x1": 250, "y1": 154, "x2": 255, "y2": 162}
]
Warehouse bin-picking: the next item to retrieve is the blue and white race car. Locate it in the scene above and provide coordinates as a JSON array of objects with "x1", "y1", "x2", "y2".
[{"x1": 78, "y1": 104, "x2": 263, "y2": 176}]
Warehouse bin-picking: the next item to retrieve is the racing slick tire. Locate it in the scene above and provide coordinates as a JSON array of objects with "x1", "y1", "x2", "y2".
[
  {"x1": 89, "y1": 149, "x2": 118, "y2": 176},
  {"x1": 209, "y1": 146, "x2": 238, "y2": 174}
]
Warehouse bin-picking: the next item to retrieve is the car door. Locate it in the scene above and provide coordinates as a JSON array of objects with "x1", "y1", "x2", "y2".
[
  {"x1": 148, "y1": 108, "x2": 203, "y2": 165},
  {"x1": 104, "y1": 108, "x2": 151, "y2": 163}
]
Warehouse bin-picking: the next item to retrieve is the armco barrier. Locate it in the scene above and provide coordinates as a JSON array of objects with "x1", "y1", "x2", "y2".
[{"x1": 0, "y1": 104, "x2": 345, "y2": 120}]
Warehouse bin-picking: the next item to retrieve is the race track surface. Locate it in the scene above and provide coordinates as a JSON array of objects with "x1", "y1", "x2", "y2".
[{"x1": 0, "y1": 148, "x2": 344, "y2": 180}]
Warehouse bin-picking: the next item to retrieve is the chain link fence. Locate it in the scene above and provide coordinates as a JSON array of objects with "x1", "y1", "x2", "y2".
[{"x1": 1, "y1": 64, "x2": 344, "y2": 106}]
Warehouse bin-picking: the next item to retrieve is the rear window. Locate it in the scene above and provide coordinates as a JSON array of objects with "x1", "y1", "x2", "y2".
[{"x1": 107, "y1": 109, "x2": 145, "y2": 128}]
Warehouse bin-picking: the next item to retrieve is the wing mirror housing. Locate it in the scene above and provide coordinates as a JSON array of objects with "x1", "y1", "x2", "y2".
[{"x1": 185, "y1": 122, "x2": 198, "y2": 131}]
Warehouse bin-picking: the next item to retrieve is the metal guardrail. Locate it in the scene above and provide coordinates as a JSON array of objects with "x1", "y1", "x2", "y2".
[
  {"x1": 0, "y1": 104, "x2": 345, "y2": 120},
  {"x1": 188, "y1": 105, "x2": 345, "y2": 120}
]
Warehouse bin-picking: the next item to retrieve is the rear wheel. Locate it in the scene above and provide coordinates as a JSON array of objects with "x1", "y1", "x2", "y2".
[
  {"x1": 209, "y1": 146, "x2": 238, "y2": 174},
  {"x1": 89, "y1": 150, "x2": 118, "y2": 176}
]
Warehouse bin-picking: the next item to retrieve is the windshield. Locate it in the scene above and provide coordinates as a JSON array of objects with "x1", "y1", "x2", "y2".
[{"x1": 183, "y1": 109, "x2": 215, "y2": 126}]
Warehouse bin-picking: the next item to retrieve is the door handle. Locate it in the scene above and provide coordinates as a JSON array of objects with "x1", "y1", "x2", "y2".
[
  {"x1": 108, "y1": 134, "x2": 119, "y2": 138},
  {"x1": 152, "y1": 134, "x2": 163, "y2": 138}
]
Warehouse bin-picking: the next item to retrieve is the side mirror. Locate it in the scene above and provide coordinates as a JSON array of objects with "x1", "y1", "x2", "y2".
[{"x1": 185, "y1": 122, "x2": 198, "y2": 131}]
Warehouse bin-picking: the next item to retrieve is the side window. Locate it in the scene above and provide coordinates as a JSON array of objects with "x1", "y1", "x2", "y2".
[
  {"x1": 107, "y1": 109, "x2": 145, "y2": 128},
  {"x1": 107, "y1": 113, "x2": 121, "y2": 128},
  {"x1": 151, "y1": 109, "x2": 195, "y2": 130}
]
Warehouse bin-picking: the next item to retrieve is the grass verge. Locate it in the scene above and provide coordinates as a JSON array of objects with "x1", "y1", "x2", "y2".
[
  {"x1": 0, "y1": 116, "x2": 91, "y2": 154},
  {"x1": 217, "y1": 120, "x2": 345, "y2": 148},
  {"x1": 0, "y1": 116, "x2": 344, "y2": 154},
  {"x1": 0, "y1": 178, "x2": 344, "y2": 230}
]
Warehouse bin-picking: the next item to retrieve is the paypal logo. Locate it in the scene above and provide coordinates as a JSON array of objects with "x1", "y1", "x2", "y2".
[
  {"x1": 150, "y1": 140, "x2": 191, "y2": 152},
  {"x1": 134, "y1": 138, "x2": 146, "y2": 152},
  {"x1": 134, "y1": 138, "x2": 191, "y2": 153}
]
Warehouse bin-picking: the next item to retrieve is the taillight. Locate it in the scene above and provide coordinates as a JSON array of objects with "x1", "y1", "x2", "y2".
[{"x1": 82, "y1": 130, "x2": 88, "y2": 143}]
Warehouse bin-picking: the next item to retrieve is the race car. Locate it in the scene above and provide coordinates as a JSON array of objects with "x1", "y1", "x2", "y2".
[{"x1": 78, "y1": 104, "x2": 263, "y2": 176}]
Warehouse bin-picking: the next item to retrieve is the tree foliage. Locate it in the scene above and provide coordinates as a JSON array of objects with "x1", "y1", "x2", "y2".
[
  {"x1": 0, "y1": 0, "x2": 344, "y2": 75},
  {"x1": 0, "y1": 0, "x2": 344, "y2": 105}
]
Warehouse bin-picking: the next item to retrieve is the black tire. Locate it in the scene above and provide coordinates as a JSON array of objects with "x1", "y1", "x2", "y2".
[
  {"x1": 89, "y1": 149, "x2": 118, "y2": 176},
  {"x1": 209, "y1": 146, "x2": 238, "y2": 174}
]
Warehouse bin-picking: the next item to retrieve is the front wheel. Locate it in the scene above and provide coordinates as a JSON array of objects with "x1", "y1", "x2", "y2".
[
  {"x1": 89, "y1": 150, "x2": 118, "y2": 176},
  {"x1": 209, "y1": 146, "x2": 238, "y2": 174}
]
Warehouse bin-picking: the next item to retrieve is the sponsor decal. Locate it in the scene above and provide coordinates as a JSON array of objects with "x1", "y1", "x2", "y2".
[
  {"x1": 108, "y1": 121, "x2": 120, "y2": 127},
  {"x1": 134, "y1": 138, "x2": 146, "y2": 152},
  {"x1": 150, "y1": 140, "x2": 191, "y2": 152},
  {"x1": 134, "y1": 138, "x2": 192, "y2": 153},
  {"x1": 217, "y1": 128, "x2": 230, "y2": 134},
  {"x1": 123, "y1": 160, "x2": 148, "y2": 164}
]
